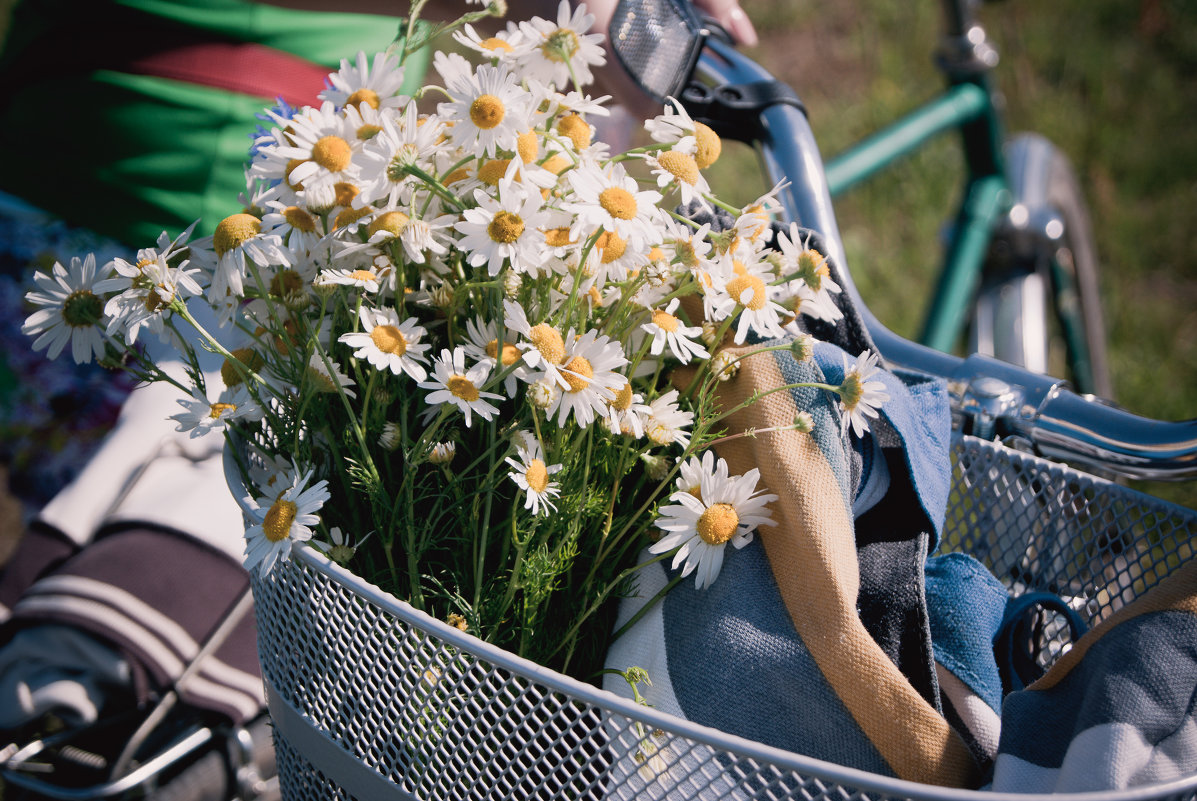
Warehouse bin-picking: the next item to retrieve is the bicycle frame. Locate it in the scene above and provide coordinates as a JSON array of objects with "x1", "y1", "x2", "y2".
[
  {"x1": 694, "y1": 37, "x2": 1197, "y2": 482},
  {"x1": 819, "y1": 0, "x2": 1101, "y2": 393}
]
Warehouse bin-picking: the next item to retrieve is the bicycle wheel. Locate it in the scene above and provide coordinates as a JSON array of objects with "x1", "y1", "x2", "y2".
[{"x1": 970, "y1": 133, "x2": 1113, "y2": 400}]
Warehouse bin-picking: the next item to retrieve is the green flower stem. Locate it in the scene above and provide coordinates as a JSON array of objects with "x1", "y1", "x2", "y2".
[
  {"x1": 710, "y1": 380, "x2": 841, "y2": 425},
  {"x1": 473, "y1": 416, "x2": 499, "y2": 611},
  {"x1": 401, "y1": 164, "x2": 465, "y2": 211},
  {"x1": 682, "y1": 313, "x2": 736, "y2": 399},
  {"x1": 173, "y1": 301, "x2": 268, "y2": 388}
]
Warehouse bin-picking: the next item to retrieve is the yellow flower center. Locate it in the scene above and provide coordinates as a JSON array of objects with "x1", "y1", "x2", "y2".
[
  {"x1": 142, "y1": 285, "x2": 169, "y2": 313},
  {"x1": 529, "y1": 323, "x2": 566, "y2": 365},
  {"x1": 840, "y1": 374, "x2": 864, "y2": 409},
  {"x1": 481, "y1": 37, "x2": 513, "y2": 53},
  {"x1": 562, "y1": 355, "x2": 594, "y2": 393},
  {"x1": 696, "y1": 502, "x2": 739, "y2": 545},
  {"x1": 586, "y1": 285, "x2": 602, "y2": 308},
  {"x1": 283, "y1": 206, "x2": 316, "y2": 233},
  {"x1": 478, "y1": 158, "x2": 511, "y2": 186},
  {"x1": 517, "y1": 130, "x2": 539, "y2": 163},
  {"x1": 285, "y1": 159, "x2": 307, "y2": 190},
  {"x1": 368, "y1": 211, "x2": 410, "y2": 239},
  {"x1": 262, "y1": 498, "x2": 297, "y2": 543},
  {"x1": 652, "y1": 309, "x2": 680, "y2": 332},
  {"x1": 544, "y1": 227, "x2": 575, "y2": 248},
  {"x1": 61, "y1": 290, "x2": 104, "y2": 328},
  {"x1": 798, "y1": 249, "x2": 829, "y2": 291},
  {"x1": 334, "y1": 206, "x2": 371, "y2": 229},
  {"x1": 213, "y1": 213, "x2": 261, "y2": 257},
  {"x1": 485, "y1": 338, "x2": 521, "y2": 366},
  {"x1": 446, "y1": 375, "x2": 479, "y2": 401},
  {"x1": 346, "y1": 88, "x2": 381, "y2": 110},
  {"x1": 598, "y1": 187, "x2": 637, "y2": 220},
  {"x1": 542, "y1": 154, "x2": 571, "y2": 175},
  {"x1": 349, "y1": 269, "x2": 377, "y2": 283},
  {"x1": 657, "y1": 150, "x2": 700, "y2": 185},
  {"x1": 694, "y1": 122, "x2": 722, "y2": 169},
  {"x1": 557, "y1": 113, "x2": 591, "y2": 150},
  {"x1": 209, "y1": 402, "x2": 237, "y2": 419},
  {"x1": 488, "y1": 210, "x2": 525, "y2": 244},
  {"x1": 312, "y1": 135, "x2": 352, "y2": 172},
  {"x1": 221, "y1": 347, "x2": 264, "y2": 388},
  {"x1": 356, "y1": 123, "x2": 383, "y2": 141},
  {"x1": 469, "y1": 94, "x2": 506, "y2": 130},
  {"x1": 541, "y1": 28, "x2": 581, "y2": 63},
  {"x1": 595, "y1": 230, "x2": 627, "y2": 263},
  {"x1": 443, "y1": 167, "x2": 471, "y2": 185},
  {"x1": 371, "y1": 324, "x2": 408, "y2": 356},
  {"x1": 524, "y1": 459, "x2": 550, "y2": 493},
  {"x1": 726, "y1": 274, "x2": 768, "y2": 311},
  {"x1": 270, "y1": 269, "x2": 304, "y2": 298},
  {"x1": 334, "y1": 182, "x2": 359, "y2": 207},
  {"x1": 611, "y1": 379, "x2": 633, "y2": 411}
]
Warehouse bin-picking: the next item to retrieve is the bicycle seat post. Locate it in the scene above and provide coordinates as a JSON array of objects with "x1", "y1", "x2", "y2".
[{"x1": 937, "y1": 0, "x2": 1000, "y2": 79}]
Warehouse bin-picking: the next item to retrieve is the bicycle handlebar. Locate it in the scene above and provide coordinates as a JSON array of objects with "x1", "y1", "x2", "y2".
[{"x1": 696, "y1": 38, "x2": 1197, "y2": 482}]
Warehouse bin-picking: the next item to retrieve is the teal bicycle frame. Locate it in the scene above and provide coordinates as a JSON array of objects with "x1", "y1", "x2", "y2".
[{"x1": 818, "y1": 4, "x2": 1100, "y2": 394}]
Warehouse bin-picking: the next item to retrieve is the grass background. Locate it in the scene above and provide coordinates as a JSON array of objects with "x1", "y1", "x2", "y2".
[{"x1": 703, "y1": 0, "x2": 1196, "y2": 509}]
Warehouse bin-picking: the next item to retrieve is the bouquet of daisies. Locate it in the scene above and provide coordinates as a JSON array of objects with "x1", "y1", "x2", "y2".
[{"x1": 20, "y1": 0, "x2": 880, "y2": 678}]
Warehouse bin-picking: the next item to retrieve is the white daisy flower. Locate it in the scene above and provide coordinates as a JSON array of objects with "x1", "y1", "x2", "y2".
[
  {"x1": 22, "y1": 253, "x2": 114, "y2": 364},
  {"x1": 454, "y1": 179, "x2": 552, "y2": 276},
  {"x1": 99, "y1": 226, "x2": 204, "y2": 345},
  {"x1": 650, "y1": 457, "x2": 778, "y2": 590},
  {"x1": 640, "y1": 298, "x2": 708, "y2": 364},
  {"x1": 838, "y1": 350, "x2": 890, "y2": 438},
  {"x1": 545, "y1": 328, "x2": 629, "y2": 427},
  {"x1": 306, "y1": 352, "x2": 357, "y2": 398},
  {"x1": 338, "y1": 306, "x2": 431, "y2": 381},
  {"x1": 312, "y1": 526, "x2": 371, "y2": 567},
  {"x1": 504, "y1": 299, "x2": 571, "y2": 389},
  {"x1": 439, "y1": 60, "x2": 532, "y2": 157},
  {"x1": 428, "y1": 441, "x2": 456, "y2": 465},
  {"x1": 644, "y1": 389, "x2": 694, "y2": 449},
  {"x1": 602, "y1": 375, "x2": 652, "y2": 438},
  {"x1": 317, "y1": 265, "x2": 383, "y2": 294},
  {"x1": 191, "y1": 212, "x2": 291, "y2": 305},
  {"x1": 514, "y1": 0, "x2": 606, "y2": 89},
  {"x1": 564, "y1": 158, "x2": 663, "y2": 249},
  {"x1": 645, "y1": 97, "x2": 723, "y2": 169},
  {"x1": 355, "y1": 102, "x2": 449, "y2": 209},
  {"x1": 504, "y1": 436, "x2": 564, "y2": 516},
  {"x1": 319, "y1": 50, "x2": 409, "y2": 112},
  {"x1": 453, "y1": 22, "x2": 523, "y2": 61},
  {"x1": 775, "y1": 223, "x2": 843, "y2": 324},
  {"x1": 709, "y1": 254, "x2": 789, "y2": 344},
  {"x1": 463, "y1": 316, "x2": 529, "y2": 397},
  {"x1": 171, "y1": 384, "x2": 264, "y2": 439},
  {"x1": 259, "y1": 200, "x2": 327, "y2": 255},
  {"x1": 418, "y1": 347, "x2": 503, "y2": 428},
  {"x1": 644, "y1": 146, "x2": 712, "y2": 209},
  {"x1": 247, "y1": 447, "x2": 292, "y2": 496},
  {"x1": 253, "y1": 103, "x2": 360, "y2": 199},
  {"x1": 242, "y1": 462, "x2": 331, "y2": 577}
]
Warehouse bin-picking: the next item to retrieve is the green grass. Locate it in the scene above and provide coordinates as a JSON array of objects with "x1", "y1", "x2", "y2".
[{"x1": 706, "y1": 0, "x2": 1197, "y2": 510}]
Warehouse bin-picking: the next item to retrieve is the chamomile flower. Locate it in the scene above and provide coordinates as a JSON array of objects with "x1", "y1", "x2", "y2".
[
  {"x1": 454, "y1": 179, "x2": 551, "y2": 276},
  {"x1": 317, "y1": 265, "x2": 383, "y2": 294},
  {"x1": 22, "y1": 254, "x2": 113, "y2": 364},
  {"x1": 546, "y1": 328, "x2": 629, "y2": 427},
  {"x1": 645, "y1": 97, "x2": 723, "y2": 169},
  {"x1": 641, "y1": 298, "x2": 708, "y2": 364},
  {"x1": 338, "y1": 306, "x2": 431, "y2": 381},
  {"x1": 564, "y1": 158, "x2": 663, "y2": 249},
  {"x1": 644, "y1": 389, "x2": 694, "y2": 449},
  {"x1": 463, "y1": 316, "x2": 528, "y2": 397},
  {"x1": 439, "y1": 60, "x2": 532, "y2": 157},
  {"x1": 837, "y1": 350, "x2": 890, "y2": 438},
  {"x1": 260, "y1": 200, "x2": 327, "y2": 255},
  {"x1": 602, "y1": 375, "x2": 652, "y2": 438},
  {"x1": 504, "y1": 436, "x2": 564, "y2": 516},
  {"x1": 319, "y1": 50, "x2": 409, "y2": 112},
  {"x1": 644, "y1": 146, "x2": 711, "y2": 209},
  {"x1": 514, "y1": 1, "x2": 607, "y2": 89},
  {"x1": 504, "y1": 300, "x2": 571, "y2": 388},
  {"x1": 170, "y1": 384, "x2": 264, "y2": 439},
  {"x1": 650, "y1": 458, "x2": 777, "y2": 590},
  {"x1": 99, "y1": 227, "x2": 204, "y2": 345},
  {"x1": 258, "y1": 103, "x2": 360, "y2": 199},
  {"x1": 418, "y1": 347, "x2": 503, "y2": 427},
  {"x1": 709, "y1": 254, "x2": 788, "y2": 344},
  {"x1": 313, "y1": 526, "x2": 371, "y2": 567},
  {"x1": 242, "y1": 462, "x2": 331, "y2": 576},
  {"x1": 355, "y1": 102, "x2": 448, "y2": 209},
  {"x1": 453, "y1": 22, "x2": 523, "y2": 61},
  {"x1": 193, "y1": 212, "x2": 291, "y2": 305},
  {"x1": 306, "y1": 352, "x2": 356, "y2": 398}
]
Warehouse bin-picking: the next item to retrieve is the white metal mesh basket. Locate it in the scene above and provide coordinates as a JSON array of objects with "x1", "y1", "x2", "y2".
[{"x1": 250, "y1": 434, "x2": 1197, "y2": 801}]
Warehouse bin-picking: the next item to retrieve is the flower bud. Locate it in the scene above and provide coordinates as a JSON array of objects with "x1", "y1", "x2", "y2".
[{"x1": 429, "y1": 441, "x2": 456, "y2": 465}]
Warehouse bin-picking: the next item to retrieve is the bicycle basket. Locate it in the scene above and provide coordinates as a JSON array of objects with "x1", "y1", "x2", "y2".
[{"x1": 250, "y1": 433, "x2": 1197, "y2": 801}]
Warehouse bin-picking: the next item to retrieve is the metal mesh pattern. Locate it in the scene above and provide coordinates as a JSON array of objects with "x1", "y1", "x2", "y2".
[{"x1": 252, "y1": 435, "x2": 1197, "y2": 801}]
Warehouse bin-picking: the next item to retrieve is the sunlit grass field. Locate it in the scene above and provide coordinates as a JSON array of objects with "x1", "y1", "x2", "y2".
[{"x1": 706, "y1": 0, "x2": 1196, "y2": 509}]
